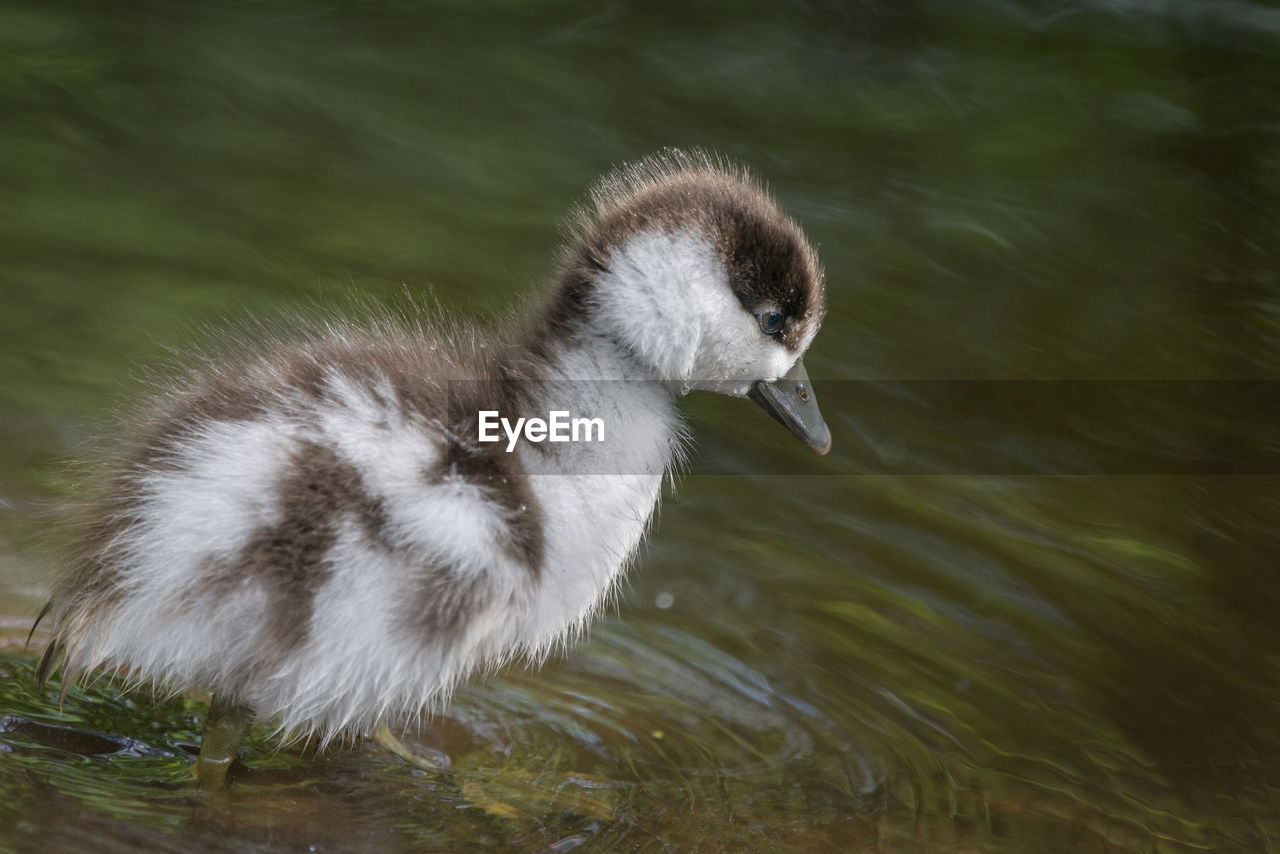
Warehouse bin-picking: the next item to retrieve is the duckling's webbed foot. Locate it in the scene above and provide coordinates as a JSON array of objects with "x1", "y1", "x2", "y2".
[
  {"x1": 371, "y1": 723, "x2": 449, "y2": 771},
  {"x1": 196, "y1": 695, "x2": 254, "y2": 791}
]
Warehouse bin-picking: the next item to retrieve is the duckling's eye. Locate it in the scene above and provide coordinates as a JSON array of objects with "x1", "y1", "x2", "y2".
[{"x1": 758, "y1": 311, "x2": 785, "y2": 335}]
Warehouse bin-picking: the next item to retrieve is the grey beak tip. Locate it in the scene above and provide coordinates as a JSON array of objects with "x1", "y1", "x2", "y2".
[{"x1": 749, "y1": 358, "x2": 832, "y2": 455}]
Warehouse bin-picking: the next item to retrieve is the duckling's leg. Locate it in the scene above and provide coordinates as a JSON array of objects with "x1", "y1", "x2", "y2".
[
  {"x1": 196, "y1": 695, "x2": 254, "y2": 791},
  {"x1": 371, "y1": 723, "x2": 449, "y2": 770}
]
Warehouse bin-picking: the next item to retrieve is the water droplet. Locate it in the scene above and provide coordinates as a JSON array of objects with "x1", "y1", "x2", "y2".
[
  {"x1": 679, "y1": 383, "x2": 691, "y2": 396},
  {"x1": 655, "y1": 591, "x2": 674, "y2": 609}
]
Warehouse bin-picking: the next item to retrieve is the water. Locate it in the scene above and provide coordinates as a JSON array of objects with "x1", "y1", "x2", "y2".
[{"x1": 2, "y1": 1, "x2": 1278, "y2": 850}]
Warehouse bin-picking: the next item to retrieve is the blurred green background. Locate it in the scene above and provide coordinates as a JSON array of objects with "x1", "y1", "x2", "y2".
[{"x1": 1, "y1": 1, "x2": 1278, "y2": 851}]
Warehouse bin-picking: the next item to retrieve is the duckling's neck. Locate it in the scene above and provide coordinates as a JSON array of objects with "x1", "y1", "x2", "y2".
[
  {"x1": 511, "y1": 323, "x2": 682, "y2": 651},
  {"x1": 523, "y1": 323, "x2": 681, "y2": 473},
  {"x1": 546, "y1": 327, "x2": 663, "y2": 382},
  {"x1": 533, "y1": 227, "x2": 728, "y2": 389}
]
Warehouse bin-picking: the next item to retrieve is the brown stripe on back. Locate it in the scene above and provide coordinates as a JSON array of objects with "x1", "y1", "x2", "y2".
[
  {"x1": 320, "y1": 325, "x2": 548, "y2": 579},
  {"x1": 398, "y1": 559, "x2": 497, "y2": 641},
  {"x1": 439, "y1": 372, "x2": 546, "y2": 577},
  {"x1": 50, "y1": 344, "x2": 350, "y2": 648},
  {"x1": 399, "y1": 444, "x2": 538, "y2": 644},
  {"x1": 428, "y1": 444, "x2": 545, "y2": 578},
  {"x1": 234, "y1": 439, "x2": 389, "y2": 665},
  {"x1": 397, "y1": 372, "x2": 546, "y2": 644}
]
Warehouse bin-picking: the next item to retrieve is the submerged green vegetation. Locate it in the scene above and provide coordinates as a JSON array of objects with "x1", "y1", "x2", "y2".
[{"x1": 1, "y1": 1, "x2": 1277, "y2": 851}]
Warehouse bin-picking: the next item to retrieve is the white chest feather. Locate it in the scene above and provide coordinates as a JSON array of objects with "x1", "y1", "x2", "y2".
[{"x1": 517, "y1": 374, "x2": 679, "y2": 650}]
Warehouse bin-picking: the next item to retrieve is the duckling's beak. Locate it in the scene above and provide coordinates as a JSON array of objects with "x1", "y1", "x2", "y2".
[{"x1": 747, "y1": 358, "x2": 832, "y2": 455}]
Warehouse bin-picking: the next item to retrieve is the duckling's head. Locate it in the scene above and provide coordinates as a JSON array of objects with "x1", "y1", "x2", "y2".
[{"x1": 552, "y1": 150, "x2": 831, "y2": 453}]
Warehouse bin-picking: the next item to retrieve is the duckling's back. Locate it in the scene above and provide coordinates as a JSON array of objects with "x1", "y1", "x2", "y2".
[{"x1": 44, "y1": 322, "x2": 550, "y2": 737}]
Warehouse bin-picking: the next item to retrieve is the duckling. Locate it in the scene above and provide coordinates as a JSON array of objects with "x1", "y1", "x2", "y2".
[{"x1": 34, "y1": 149, "x2": 831, "y2": 786}]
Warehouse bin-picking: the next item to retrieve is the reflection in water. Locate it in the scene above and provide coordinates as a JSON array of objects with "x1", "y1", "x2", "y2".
[{"x1": 1, "y1": 0, "x2": 1278, "y2": 851}]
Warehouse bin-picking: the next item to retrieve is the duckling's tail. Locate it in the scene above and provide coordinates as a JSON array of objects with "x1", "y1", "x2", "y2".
[
  {"x1": 30, "y1": 600, "x2": 62, "y2": 692},
  {"x1": 31, "y1": 606, "x2": 83, "y2": 708},
  {"x1": 35, "y1": 637, "x2": 83, "y2": 709},
  {"x1": 36, "y1": 636, "x2": 61, "y2": 690},
  {"x1": 25, "y1": 600, "x2": 52, "y2": 650}
]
